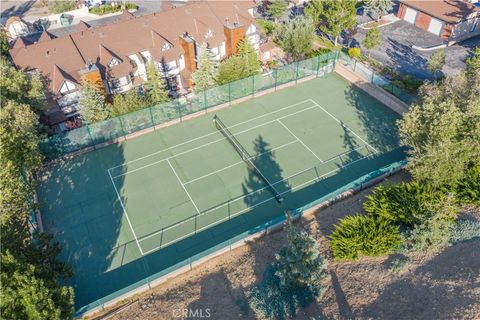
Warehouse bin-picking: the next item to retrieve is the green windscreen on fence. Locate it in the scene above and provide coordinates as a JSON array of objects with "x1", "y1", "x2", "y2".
[
  {"x1": 39, "y1": 52, "x2": 338, "y2": 160},
  {"x1": 39, "y1": 52, "x2": 413, "y2": 161}
]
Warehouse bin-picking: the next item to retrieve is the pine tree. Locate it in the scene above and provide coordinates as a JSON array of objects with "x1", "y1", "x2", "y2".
[
  {"x1": 428, "y1": 49, "x2": 446, "y2": 79},
  {"x1": 305, "y1": 0, "x2": 356, "y2": 46},
  {"x1": 267, "y1": 0, "x2": 288, "y2": 22},
  {"x1": 145, "y1": 62, "x2": 170, "y2": 104},
  {"x1": 237, "y1": 38, "x2": 261, "y2": 76},
  {"x1": 78, "y1": 79, "x2": 109, "y2": 124},
  {"x1": 192, "y1": 43, "x2": 216, "y2": 91},
  {"x1": 363, "y1": 27, "x2": 381, "y2": 56},
  {"x1": 273, "y1": 16, "x2": 315, "y2": 61},
  {"x1": 274, "y1": 213, "x2": 328, "y2": 288},
  {"x1": 365, "y1": 0, "x2": 392, "y2": 22}
]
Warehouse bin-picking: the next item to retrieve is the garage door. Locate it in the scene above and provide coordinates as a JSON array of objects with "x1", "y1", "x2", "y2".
[
  {"x1": 428, "y1": 18, "x2": 443, "y2": 36},
  {"x1": 404, "y1": 7, "x2": 417, "y2": 24}
]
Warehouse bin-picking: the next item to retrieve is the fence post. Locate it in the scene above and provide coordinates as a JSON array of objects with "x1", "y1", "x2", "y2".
[
  {"x1": 274, "y1": 69, "x2": 278, "y2": 91},
  {"x1": 371, "y1": 71, "x2": 374, "y2": 83},
  {"x1": 252, "y1": 75, "x2": 255, "y2": 97},
  {"x1": 228, "y1": 82, "x2": 231, "y2": 104},
  {"x1": 203, "y1": 89, "x2": 207, "y2": 113},
  {"x1": 353, "y1": 59, "x2": 357, "y2": 72},
  {"x1": 118, "y1": 116, "x2": 126, "y2": 140},
  {"x1": 295, "y1": 61, "x2": 299, "y2": 85},
  {"x1": 175, "y1": 100, "x2": 182, "y2": 122},
  {"x1": 86, "y1": 125, "x2": 95, "y2": 148},
  {"x1": 148, "y1": 106, "x2": 155, "y2": 130},
  {"x1": 315, "y1": 54, "x2": 321, "y2": 77}
]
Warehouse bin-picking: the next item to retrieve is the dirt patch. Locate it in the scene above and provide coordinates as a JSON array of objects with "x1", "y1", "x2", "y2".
[{"x1": 91, "y1": 171, "x2": 480, "y2": 320}]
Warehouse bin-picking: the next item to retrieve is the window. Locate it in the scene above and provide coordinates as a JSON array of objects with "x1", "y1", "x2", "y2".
[
  {"x1": 60, "y1": 80, "x2": 76, "y2": 94},
  {"x1": 161, "y1": 42, "x2": 171, "y2": 51},
  {"x1": 205, "y1": 29, "x2": 213, "y2": 39},
  {"x1": 108, "y1": 57, "x2": 120, "y2": 68},
  {"x1": 471, "y1": 17, "x2": 479, "y2": 33}
]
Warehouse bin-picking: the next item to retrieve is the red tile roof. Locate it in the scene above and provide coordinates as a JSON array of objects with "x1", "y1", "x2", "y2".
[{"x1": 400, "y1": 0, "x2": 480, "y2": 23}]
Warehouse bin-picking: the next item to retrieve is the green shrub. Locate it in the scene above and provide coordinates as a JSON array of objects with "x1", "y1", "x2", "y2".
[
  {"x1": 388, "y1": 257, "x2": 409, "y2": 274},
  {"x1": 48, "y1": 0, "x2": 76, "y2": 14},
  {"x1": 363, "y1": 181, "x2": 447, "y2": 227},
  {"x1": 455, "y1": 166, "x2": 480, "y2": 205},
  {"x1": 274, "y1": 214, "x2": 328, "y2": 289},
  {"x1": 392, "y1": 75, "x2": 423, "y2": 94},
  {"x1": 330, "y1": 215, "x2": 402, "y2": 260},
  {"x1": 449, "y1": 219, "x2": 480, "y2": 244},
  {"x1": 248, "y1": 266, "x2": 322, "y2": 320},
  {"x1": 403, "y1": 195, "x2": 457, "y2": 251},
  {"x1": 257, "y1": 19, "x2": 276, "y2": 35},
  {"x1": 348, "y1": 47, "x2": 361, "y2": 58},
  {"x1": 89, "y1": 2, "x2": 136, "y2": 15},
  {"x1": 307, "y1": 48, "x2": 332, "y2": 58}
]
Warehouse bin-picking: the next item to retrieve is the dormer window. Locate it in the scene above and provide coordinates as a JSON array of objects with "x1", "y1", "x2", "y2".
[
  {"x1": 161, "y1": 42, "x2": 171, "y2": 52},
  {"x1": 109, "y1": 57, "x2": 120, "y2": 68},
  {"x1": 205, "y1": 29, "x2": 213, "y2": 39},
  {"x1": 60, "y1": 80, "x2": 76, "y2": 94}
]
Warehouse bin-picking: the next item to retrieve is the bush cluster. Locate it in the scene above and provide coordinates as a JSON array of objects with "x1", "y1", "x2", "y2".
[
  {"x1": 89, "y1": 2, "x2": 137, "y2": 15},
  {"x1": 330, "y1": 214, "x2": 402, "y2": 260},
  {"x1": 449, "y1": 219, "x2": 480, "y2": 244},
  {"x1": 363, "y1": 181, "x2": 447, "y2": 227},
  {"x1": 454, "y1": 166, "x2": 480, "y2": 205}
]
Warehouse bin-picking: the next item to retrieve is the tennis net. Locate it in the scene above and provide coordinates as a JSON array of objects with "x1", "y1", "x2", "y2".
[{"x1": 213, "y1": 115, "x2": 283, "y2": 203}]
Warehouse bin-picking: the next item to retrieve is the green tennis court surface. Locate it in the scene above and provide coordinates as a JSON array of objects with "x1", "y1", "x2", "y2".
[{"x1": 37, "y1": 74, "x2": 406, "y2": 310}]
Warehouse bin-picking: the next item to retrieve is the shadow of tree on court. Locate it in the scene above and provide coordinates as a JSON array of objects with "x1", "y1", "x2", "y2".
[
  {"x1": 36, "y1": 142, "x2": 127, "y2": 309},
  {"x1": 241, "y1": 136, "x2": 290, "y2": 208},
  {"x1": 343, "y1": 84, "x2": 401, "y2": 153}
]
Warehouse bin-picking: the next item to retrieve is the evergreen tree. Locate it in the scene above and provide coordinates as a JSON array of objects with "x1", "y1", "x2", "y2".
[
  {"x1": 273, "y1": 16, "x2": 315, "y2": 61},
  {"x1": 145, "y1": 62, "x2": 170, "y2": 104},
  {"x1": 305, "y1": 0, "x2": 356, "y2": 46},
  {"x1": 78, "y1": 79, "x2": 109, "y2": 124},
  {"x1": 0, "y1": 29, "x2": 9, "y2": 57},
  {"x1": 274, "y1": 213, "x2": 328, "y2": 288},
  {"x1": 0, "y1": 102, "x2": 74, "y2": 319},
  {"x1": 428, "y1": 49, "x2": 446, "y2": 79},
  {"x1": 267, "y1": 0, "x2": 288, "y2": 22},
  {"x1": 0, "y1": 58, "x2": 46, "y2": 112},
  {"x1": 192, "y1": 43, "x2": 217, "y2": 91},
  {"x1": 466, "y1": 45, "x2": 480, "y2": 76},
  {"x1": 237, "y1": 38, "x2": 261, "y2": 76},
  {"x1": 216, "y1": 39, "x2": 260, "y2": 85},
  {"x1": 110, "y1": 90, "x2": 149, "y2": 117},
  {"x1": 398, "y1": 66, "x2": 480, "y2": 187},
  {"x1": 364, "y1": 0, "x2": 392, "y2": 21},
  {"x1": 363, "y1": 27, "x2": 381, "y2": 56}
]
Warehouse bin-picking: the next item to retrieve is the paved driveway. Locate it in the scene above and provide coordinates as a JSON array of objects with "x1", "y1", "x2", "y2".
[{"x1": 353, "y1": 19, "x2": 479, "y2": 79}]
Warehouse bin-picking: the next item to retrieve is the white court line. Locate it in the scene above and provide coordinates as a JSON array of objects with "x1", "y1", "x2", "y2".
[
  {"x1": 309, "y1": 99, "x2": 379, "y2": 153},
  {"x1": 183, "y1": 139, "x2": 299, "y2": 185},
  {"x1": 167, "y1": 159, "x2": 201, "y2": 214},
  {"x1": 107, "y1": 169, "x2": 144, "y2": 255},
  {"x1": 111, "y1": 104, "x2": 319, "y2": 179},
  {"x1": 277, "y1": 119, "x2": 323, "y2": 163},
  {"x1": 109, "y1": 99, "x2": 313, "y2": 171},
  {"x1": 139, "y1": 151, "x2": 374, "y2": 254}
]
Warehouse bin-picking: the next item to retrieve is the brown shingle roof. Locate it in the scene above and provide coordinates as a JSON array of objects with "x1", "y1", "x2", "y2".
[
  {"x1": 38, "y1": 31, "x2": 54, "y2": 43},
  {"x1": 401, "y1": 0, "x2": 480, "y2": 23},
  {"x1": 9, "y1": 1, "x2": 256, "y2": 92},
  {"x1": 77, "y1": 20, "x2": 91, "y2": 32},
  {"x1": 52, "y1": 64, "x2": 78, "y2": 93}
]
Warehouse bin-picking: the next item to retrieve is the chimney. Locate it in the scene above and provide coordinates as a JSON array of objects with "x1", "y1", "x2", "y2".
[
  {"x1": 179, "y1": 32, "x2": 196, "y2": 83},
  {"x1": 224, "y1": 20, "x2": 244, "y2": 57}
]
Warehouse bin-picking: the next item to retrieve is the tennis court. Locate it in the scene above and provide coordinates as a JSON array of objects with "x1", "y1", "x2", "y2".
[{"x1": 37, "y1": 74, "x2": 406, "y2": 310}]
